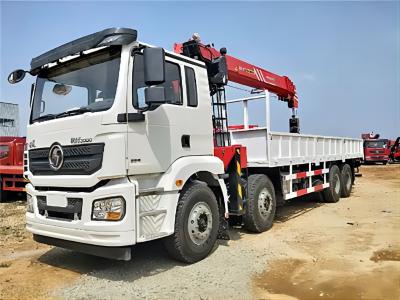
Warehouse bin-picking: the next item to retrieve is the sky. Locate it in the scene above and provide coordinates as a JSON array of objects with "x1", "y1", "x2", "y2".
[{"x1": 1, "y1": 1, "x2": 399, "y2": 138}]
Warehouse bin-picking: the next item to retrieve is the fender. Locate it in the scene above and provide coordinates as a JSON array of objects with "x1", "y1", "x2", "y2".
[
  {"x1": 157, "y1": 155, "x2": 229, "y2": 216},
  {"x1": 159, "y1": 155, "x2": 224, "y2": 191},
  {"x1": 158, "y1": 156, "x2": 229, "y2": 218},
  {"x1": 131, "y1": 157, "x2": 229, "y2": 216}
]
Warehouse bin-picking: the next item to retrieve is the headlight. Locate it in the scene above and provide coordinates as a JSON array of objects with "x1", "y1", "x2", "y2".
[
  {"x1": 92, "y1": 197, "x2": 125, "y2": 221},
  {"x1": 27, "y1": 194, "x2": 34, "y2": 213}
]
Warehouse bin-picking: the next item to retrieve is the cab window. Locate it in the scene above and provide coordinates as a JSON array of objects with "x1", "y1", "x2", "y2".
[
  {"x1": 185, "y1": 66, "x2": 198, "y2": 107},
  {"x1": 133, "y1": 54, "x2": 182, "y2": 108}
]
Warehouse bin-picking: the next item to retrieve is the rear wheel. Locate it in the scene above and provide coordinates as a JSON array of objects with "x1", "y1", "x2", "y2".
[
  {"x1": 310, "y1": 179, "x2": 325, "y2": 202},
  {"x1": 383, "y1": 161, "x2": 388, "y2": 165},
  {"x1": 163, "y1": 181, "x2": 219, "y2": 263},
  {"x1": 340, "y1": 164, "x2": 353, "y2": 198},
  {"x1": 243, "y1": 174, "x2": 276, "y2": 233},
  {"x1": 323, "y1": 165, "x2": 342, "y2": 203}
]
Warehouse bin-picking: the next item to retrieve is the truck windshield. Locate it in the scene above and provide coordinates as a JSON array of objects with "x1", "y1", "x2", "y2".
[
  {"x1": 365, "y1": 141, "x2": 387, "y2": 148},
  {"x1": 31, "y1": 47, "x2": 121, "y2": 123}
]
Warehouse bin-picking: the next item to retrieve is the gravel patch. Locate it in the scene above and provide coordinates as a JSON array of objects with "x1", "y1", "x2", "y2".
[{"x1": 56, "y1": 229, "x2": 294, "y2": 300}]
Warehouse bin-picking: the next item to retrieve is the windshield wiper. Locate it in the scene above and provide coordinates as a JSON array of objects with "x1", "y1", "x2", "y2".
[
  {"x1": 55, "y1": 107, "x2": 92, "y2": 119},
  {"x1": 32, "y1": 114, "x2": 57, "y2": 123}
]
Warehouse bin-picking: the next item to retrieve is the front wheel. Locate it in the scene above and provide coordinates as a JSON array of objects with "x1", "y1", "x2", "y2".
[
  {"x1": 163, "y1": 181, "x2": 219, "y2": 263},
  {"x1": 323, "y1": 165, "x2": 342, "y2": 203}
]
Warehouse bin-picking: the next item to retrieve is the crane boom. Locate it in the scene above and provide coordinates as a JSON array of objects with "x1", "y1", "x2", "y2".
[{"x1": 173, "y1": 41, "x2": 298, "y2": 108}]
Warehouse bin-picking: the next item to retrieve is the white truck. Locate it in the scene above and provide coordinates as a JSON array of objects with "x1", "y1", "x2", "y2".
[{"x1": 8, "y1": 28, "x2": 363, "y2": 263}]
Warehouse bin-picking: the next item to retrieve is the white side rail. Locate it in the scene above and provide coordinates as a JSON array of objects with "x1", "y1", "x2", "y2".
[{"x1": 226, "y1": 91, "x2": 364, "y2": 167}]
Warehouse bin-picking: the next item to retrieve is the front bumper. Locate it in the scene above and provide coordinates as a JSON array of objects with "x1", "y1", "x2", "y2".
[
  {"x1": 365, "y1": 156, "x2": 389, "y2": 162},
  {"x1": 33, "y1": 234, "x2": 132, "y2": 260},
  {"x1": 26, "y1": 177, "x2": 137, "y2": 248}
]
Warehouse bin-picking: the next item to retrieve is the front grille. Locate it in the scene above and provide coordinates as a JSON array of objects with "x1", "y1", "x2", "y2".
[
  {"x1": 371, "y1": 150, "x2": 384, "y2": 154},
  {"x1": 29, "y1": 143, "x2": 104, "y2": 175},
  {"x1": 37, "y1": 196, "x2": 83, "y2": 221}
]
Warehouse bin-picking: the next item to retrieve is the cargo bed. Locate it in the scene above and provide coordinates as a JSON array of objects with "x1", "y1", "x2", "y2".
[
  {"x1": 227, "y1": 92, "x2": 363, "y2": 168},
  {"x1": 231, "y1": 129, "x2": 363, "y2": 167}
]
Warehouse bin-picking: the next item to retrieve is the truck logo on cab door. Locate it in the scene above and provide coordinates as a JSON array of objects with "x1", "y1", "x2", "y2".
[{"x1": 48, "y1": 144, "x2": 64, "y2": 171}]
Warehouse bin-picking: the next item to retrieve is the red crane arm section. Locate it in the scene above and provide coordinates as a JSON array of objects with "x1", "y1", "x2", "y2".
[{"x1": 173, "y1": 43, "x2": 298, "y2": 108}]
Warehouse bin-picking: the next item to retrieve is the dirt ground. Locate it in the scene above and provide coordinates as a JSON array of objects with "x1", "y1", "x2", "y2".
[{"x1": 0, "y1": 164, "x2": 399, "y2": 300}]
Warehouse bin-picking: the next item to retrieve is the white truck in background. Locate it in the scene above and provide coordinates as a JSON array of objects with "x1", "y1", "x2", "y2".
[{"x1": 8, "y1": 28, "x2": 363, "y2": 263}]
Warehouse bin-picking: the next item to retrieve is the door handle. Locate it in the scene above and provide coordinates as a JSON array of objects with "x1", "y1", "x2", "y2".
[{"x1": 181, "y1": 135, "x2": 190, "y2": 148}]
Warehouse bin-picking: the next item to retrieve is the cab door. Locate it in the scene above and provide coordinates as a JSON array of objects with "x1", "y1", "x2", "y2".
[{"x1": 126, "y1": 51, "x2": 213, "y2": 176}]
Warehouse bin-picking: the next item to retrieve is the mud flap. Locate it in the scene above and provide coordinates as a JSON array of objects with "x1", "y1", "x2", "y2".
[{"x1": 217, "y1": 214, "x2": 230, "y2": 240}]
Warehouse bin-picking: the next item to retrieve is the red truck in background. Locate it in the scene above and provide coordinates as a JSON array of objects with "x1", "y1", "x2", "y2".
[
  {"x1": 0, "y1": 136, "x2": 27, "y2": 202},
  {"x1": 388, "y1": 137, "x2": 400, "y2": 163},
  {"x1": 361, "y1": 133, "x2": 390, "y2": 165}
]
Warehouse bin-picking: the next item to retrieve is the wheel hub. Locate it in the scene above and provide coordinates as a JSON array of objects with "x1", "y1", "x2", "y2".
[
  {"x1": 345, "y1": 173, "x2": 351, "y2": 190},
  {"x1": 334, "y1": 174, "x2": 341, "y2": 194},
  {"x1": 188, "y1": 202, "x2": 213, "y2": 245},
  {"x1": 258, "y1": 188, "x2": 272, "y2": 218},
  {"x1": 197, "y1": 213, "x2": 208, "y2": 232}
]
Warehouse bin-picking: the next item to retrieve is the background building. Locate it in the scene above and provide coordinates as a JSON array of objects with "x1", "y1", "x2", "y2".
[{"x1": 0, "y1": 102, "x2": 19, "y2": 136}]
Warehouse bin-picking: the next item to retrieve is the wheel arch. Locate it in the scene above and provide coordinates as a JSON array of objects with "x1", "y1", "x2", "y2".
[
  {"x1": 159, "y1": 156, "x2": 224, "y2": 191},
  {"x1": 159, "y1": 156, "x2": 228, "y2": 215},
  {"x1": 181, "y1": 171, "x2": 228, "y2": 217}
]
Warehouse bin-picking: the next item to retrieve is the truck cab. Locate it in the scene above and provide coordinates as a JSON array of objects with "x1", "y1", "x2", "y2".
[
  {"x1": 9, "y1": 28, "x2": 227, "y2": 261},
  {"x1": 363, "y1": 139, "x2": 390, "y2": 164}
]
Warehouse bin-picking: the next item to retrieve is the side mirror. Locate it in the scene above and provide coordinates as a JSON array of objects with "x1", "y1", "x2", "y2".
[
  {"x1": 143, "y1": 47, "x2": 165, "y2": 85},
  {"x1": 8, "y1": 69, "x2": 27, "y2": 84},
  {"x1": 145, "y1": 87, "x2": 166, "y2": 105}
]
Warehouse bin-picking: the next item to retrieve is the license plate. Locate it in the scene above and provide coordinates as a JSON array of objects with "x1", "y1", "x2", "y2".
[{"x1": 46, "y1": 193, "x2": 68, "y2": 207}]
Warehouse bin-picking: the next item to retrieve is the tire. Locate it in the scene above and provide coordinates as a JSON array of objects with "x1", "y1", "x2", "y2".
[
  {"x1": 0, "y1": 176, "x2": 6, "y2": 203},
  {"x1": 323, "y1": 165, "x2": 342, "y2": 203},
  {"x1": 383, "y1": 161, "x2": 388, "y2": 165},
  {"x1": 310, "y1": 179, "x2": 324, "y2": 202},
  {"x1": 163, "y1": 181, "x2": 219, "y2": 263},
  {"x1": 243, "y1": 174, "x2": 276, "y2": 233},
  {"x1": 340, "y1": 164, "x2": 353, "y2": 198}
]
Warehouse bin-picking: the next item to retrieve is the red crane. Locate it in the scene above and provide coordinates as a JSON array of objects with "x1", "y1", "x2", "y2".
[
  {"x1": 174, "y1": 36, "x2": 301, "y2": 176},
  {"x1": 173, "y1": 41, "x2": 298, "y2": 108}
]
